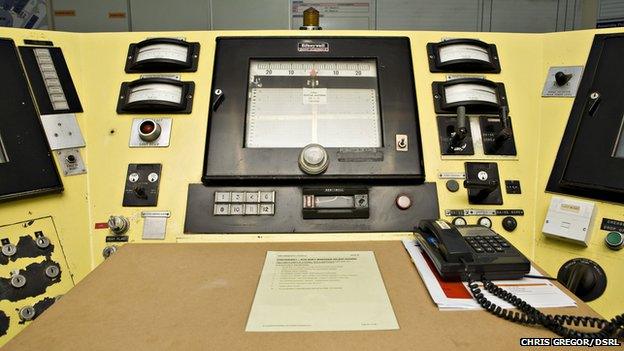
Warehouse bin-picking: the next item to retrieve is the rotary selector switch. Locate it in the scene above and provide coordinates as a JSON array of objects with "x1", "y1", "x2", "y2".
[
  {"x1": 138, "y1": 119, "x2": 162, "y2": 142},
  {"x1": 10, "y1": 271, "x2": 26, "y2": 288},
  {"x1": 102, "y1": 245, "x2": 118, "y2": 259},
  {"x1": 35, "y1": 235, "x2": 51, "y2": 249},
  {"x1": 107, "y1": 215, "x2": 130, "y2": 235},
  {"x1": 299, "y1": 144, "x2": 329, "y2": 175},
  {"x1": 1, "y1": 243, "x2": 16, "y2": 257},
  {"x1": 45, "y1": 264, "x2": 60, "y2": 279},
  {"x1": 18, "y1": 306, "x2": 35, "y2": 322}
]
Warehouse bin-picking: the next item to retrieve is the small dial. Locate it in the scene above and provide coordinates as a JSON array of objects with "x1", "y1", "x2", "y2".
[
  {"x1": 477, "y1": 216, "x2": 492, "y2": 228},
  {"x1": 452, "y1": 217, "x2": 467, "y2": 226}
]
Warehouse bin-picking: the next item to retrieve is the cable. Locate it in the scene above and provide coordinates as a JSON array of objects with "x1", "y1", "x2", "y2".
[
  {"x1": 523, "y1": 274, "x2": 558, "y2": 281},
  {"x1": 461, "y1": 263, "x2": 624, "y2": 339}
]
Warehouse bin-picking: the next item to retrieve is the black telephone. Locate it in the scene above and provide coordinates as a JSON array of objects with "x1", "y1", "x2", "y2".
[
  {"x1": 416, "y1": 220, "x2": 624, "y2": 339},
  {"x1": 415, "y1": 219, "x2": 530, "y2": 280}
]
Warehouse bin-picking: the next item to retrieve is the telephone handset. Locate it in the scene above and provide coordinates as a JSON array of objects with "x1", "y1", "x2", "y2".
[{"x1": 415, "y1": 219, "x2": 530, "y2": 281}]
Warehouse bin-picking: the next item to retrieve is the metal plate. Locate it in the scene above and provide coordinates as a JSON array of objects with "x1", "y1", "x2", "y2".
[
  {"x1": 541, "y1": 66, "x2": 583, "y2": 97},
  {"x1": 141, "y1": 211, "x2": 170, "y2": 240},
  {"x1": 41, "y1": 114, "x2": 85, "y2": 150},
  {"x1": 56, "y1": 149, "x2": 86, "y2": 176},
  {"x1": 129, "y1": 118, "x2": 172, "y2": 147}
]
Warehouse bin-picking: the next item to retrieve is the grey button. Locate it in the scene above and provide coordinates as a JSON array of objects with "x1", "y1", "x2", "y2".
[
  {"x1": 213, "y1": 204, "x2": 230, "y2": 215},
  {"x1": 215, "y1": 191, "x2": 231, "y2": 203},
  {"x1": 245, "y1": 204, "x2": 259, "y2": 215},
  {"x1": 231, "y1": 192, "x2": 245, "y2": 203},
  {"x1": 245, "y1": 191, "x2": 259, "y2": 203},
  {"x1": 231, "y1": 204, "x2": 244, "y2": 215},
  {"x1": 260, "y1": 191, "x2": 275, "y2": 202},
  {"x1": 259, "y1": 204, "x2": 275, "y2": 215}
]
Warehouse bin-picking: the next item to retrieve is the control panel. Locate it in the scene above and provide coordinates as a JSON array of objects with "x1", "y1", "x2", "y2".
[{"x1": 1, "y1": 27, "x2": 624, "y2": 346}]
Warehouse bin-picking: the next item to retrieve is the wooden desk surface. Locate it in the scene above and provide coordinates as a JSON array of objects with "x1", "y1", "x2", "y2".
[{"x1": 4, "y1": 241, "x2": 604, "y2": 350}]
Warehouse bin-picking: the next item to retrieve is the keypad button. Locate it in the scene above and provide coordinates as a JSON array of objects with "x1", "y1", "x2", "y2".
[
  {"x1": 485, "y1": 247, "x2": 495, "y2": 253},
  {"x1": 260, "y1": 191, "x2": 275, "y2": 202},
  {"x1": 494, "y1": 247, "x2": 505, "y2": 252},
  {"x1": 245, "y1": 204, "x2": 259, "y2": 215},
  {"x1": 501, "y1": 243, "x2": 510, "y2": 248},
  {"x1": 213, "y1": 204, "x2": 230, "y2": 216},
  {"x1": 245, "y1": 192, "x2": 259, "y2": 203},
  {"x1": 231, "y1": 204, "x2": 244, "y2": 215},
  {"x1": 231, "y1": 192, "x2": 245, "y2": 203},
  {"x1": 215, "y1": 192, "x2": 231, "y2": 203},
  {"x1": 474, "y1": 247, "x2": 484, "y2": 253},
  {"x1": 259, "y1": 204, "x2": 275, "y2": 215}
]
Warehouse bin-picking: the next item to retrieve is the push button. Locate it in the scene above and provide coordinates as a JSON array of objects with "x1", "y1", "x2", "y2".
[
  {"x1": 260, "y1": 191, "x2": 275, "y2": 202},
  {"x1": 245, "y1": 204, "x2": 259, "y2": 215},
  {"x1": 259, "y1": 204, "x2": 275, "y2": 215},
  {"x1": 213, "y1": 204, "x2": 230, "y2": 216},
  {"x1": 231, "y1": 204, "x2": 244, "y2": 215},
  {"x1": 231, "y1": 192, "x2": 245, "y2": 203},
  {"x1": 245, "y1": 192, "x2": 259, "y2": 203},
  {"x1": 215, "y1": 192, "x2": 231, "y2": 203}
]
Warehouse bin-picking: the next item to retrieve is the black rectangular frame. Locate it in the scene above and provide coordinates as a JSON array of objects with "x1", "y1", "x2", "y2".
[
  {"x1": 0, "y1": 38, "x2": 63, "y2": 202},
  {"x1": 18, "y1": 46, "x2": 83, "y2": 115},
  {"x1": 426, "y1": 38, "x2": 501, "y2": 73},
  {"x1": 547, "y1": 33, "x2": 624, "y2": 204},
  {"x1": 125, "y1": 38, "x2": 200, "y2": 73},
  {"x1": 202, "y1": 37, "x2": 425, "y2": 184},
  {"x1": 432, "y1": 78, "x2": 508, "y2": 115},
  {"x1": 116, "y1": 77, "x2": 195, "y2": 114}
]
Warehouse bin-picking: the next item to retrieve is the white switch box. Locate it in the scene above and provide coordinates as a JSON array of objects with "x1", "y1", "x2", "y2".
[{"x1": 542, "y1": 196, "x2": 596, "y2": 246}]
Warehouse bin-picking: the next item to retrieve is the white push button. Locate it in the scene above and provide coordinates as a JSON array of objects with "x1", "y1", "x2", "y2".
[
  {"x1": 245, "y1": 204, "x2": 259, "y2": 215},
  {"x1": 231, "y1": 192, "x2": 245, "y2": 202},
  {"x1": 396, "y1": 195, "x2": 412, "y2": 210},
  {"x1": 231, "y1": 204, "x2": 244, "y2": 215},
  {"x1": 245, "y1": 192, "x2": 259, "y2": 203},
  {"x1": 213, "y1": 204, "x2": 230, "y2": 215},
  {"x1": 299, "y1": 144, "x2": 329, "y2": 175},
  {"x1": 260, "y1": 191, "x2": 275, "y2": 202},
  {"x1": 259, "y1": 204, "x2": 275, "y2": 215},
  {"x1": 215, "y1": 192, "x2": 231, "y2": 202}
]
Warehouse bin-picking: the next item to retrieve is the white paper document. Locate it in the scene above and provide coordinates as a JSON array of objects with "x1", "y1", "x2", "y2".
[
  {"x1": 246, "y1": 251, "x2": 399, "y2": 332},
  {"x1": 402, "y1": 239, "x2": 577, "y2": 311}
]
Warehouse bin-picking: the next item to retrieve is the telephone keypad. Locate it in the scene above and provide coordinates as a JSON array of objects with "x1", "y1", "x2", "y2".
[{"x1": 465, "y1": 235, "x2": 510, "y2": 254}]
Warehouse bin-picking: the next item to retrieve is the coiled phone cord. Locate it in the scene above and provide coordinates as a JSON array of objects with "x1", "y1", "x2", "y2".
[{"x1": 462, "y1": 264, "x2": 624, "y2": 339}]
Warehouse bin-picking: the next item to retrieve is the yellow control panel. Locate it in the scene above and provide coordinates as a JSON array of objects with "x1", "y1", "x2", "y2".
[{"x1": 0, "y1": 27, "x2": 623, "y2": 345}]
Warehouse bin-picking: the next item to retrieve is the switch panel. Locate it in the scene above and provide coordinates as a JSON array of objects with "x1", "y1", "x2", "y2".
[
  {"x1": 541, "y1": 66, "x2": 583, "y2": 97},
  {"x1": 479, "y1": 115, "x2": 517, "y2": 155},
  {"x1": 463, "y1": 162, "x2": 503, "y2": 205},
  {"x1": 436, "y1": 116, "x2": 474, "y2": 155},
  {"x1": 213, "y1": 190, "x2": 276, "y2": 216},
  {"x1": 122, "y1": 164, "x2": 162, "y2": 207}
]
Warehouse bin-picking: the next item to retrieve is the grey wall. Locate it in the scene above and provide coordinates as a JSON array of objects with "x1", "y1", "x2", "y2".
[{"x1": 48, "y1": 0, "x2": 598, "y2": 33}]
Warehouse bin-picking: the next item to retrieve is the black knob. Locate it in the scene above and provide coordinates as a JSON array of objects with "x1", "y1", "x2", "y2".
[
  {"x1": 446, "y1": 180, "x2": 460, "y2": 192},
  {"x1": 501, "y1": 216, "x2": 517, "y2": 232},
  {"x1": 555, "y1": 71, "x2": 572, "y2": 86},
  {"x1": 557, "y1": 258, "x2": 607, "y2": 302},
  {"x1": 133, "y1": 186, "x2": 148, "y2": 199}
]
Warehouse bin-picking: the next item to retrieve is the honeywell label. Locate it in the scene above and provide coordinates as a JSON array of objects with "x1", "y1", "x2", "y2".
[{"x1": 298, "y1": 42, "x2": 329, "y2": 52}]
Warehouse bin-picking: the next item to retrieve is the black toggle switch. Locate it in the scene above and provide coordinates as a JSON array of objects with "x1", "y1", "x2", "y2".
[
  {"x1": 557, "y1": 258, "x2": 607, "y2": 302},
  {"x1": 133, "y1": 186, "x2": 148, "y2": 199},
  {"x1": 450, "y1": 105, "x2": 468, "y2": 148},
  {"x1": 554, "y1": 71, "x2": 573, "y2": 86}
]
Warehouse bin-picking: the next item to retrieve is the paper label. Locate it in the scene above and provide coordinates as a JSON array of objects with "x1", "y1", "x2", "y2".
[{"x1": 302, "y1": 88, "x2": 327, "y2": 105}]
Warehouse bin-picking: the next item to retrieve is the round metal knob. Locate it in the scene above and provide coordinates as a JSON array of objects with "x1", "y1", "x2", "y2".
[
  {"x1": 107, "y1": 216, "x2": 129, "y2": 235},
  {"x1": 102, "y1": 245, "x2": 118, "y2": 259},
  {"x1": 18, "y1": 306, "x2": 35, "y2": 322},
  {"x1": 1, "y1": 243, "x2": 16, "y2": 257},
  {"x1": 138, "y1": 119, "x2": 161, "y2": 142},
  {"x1": 36, "y1": 236, "x2": 51, "y2": 249},
  {"x1": 10, "y1": 273, "x2": 26, "y2": 288},
  {"x1": 45, "y1": 265, "x2": 60, "y2": 279},
  {"x1": 299, "y1": 144, "x2": 329, "y2": 175}
]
